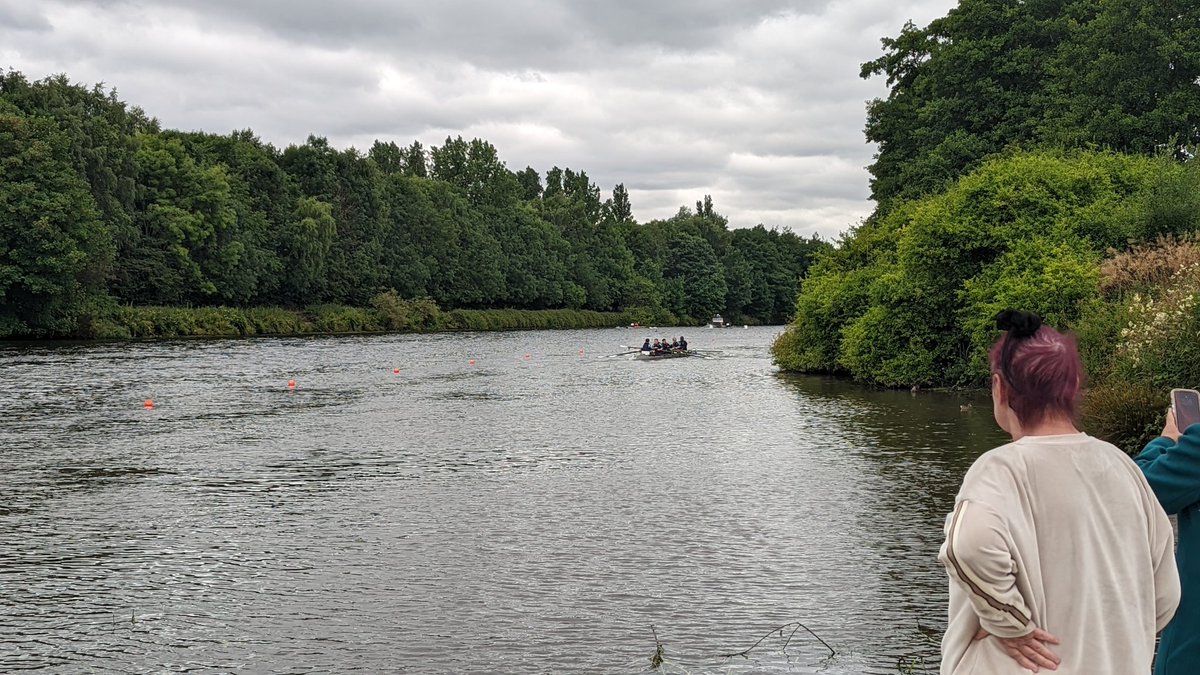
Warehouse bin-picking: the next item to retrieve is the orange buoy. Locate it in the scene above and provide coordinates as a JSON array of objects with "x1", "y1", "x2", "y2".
[
  {"x1": 287, "y1": 379, "x2": 296, "y2": 389},
  {"x1": 393, "y1": 368, "x2": 401, "y2": 374},
  {"x1": 468, "y1": 359, "x2": 476, "y2": 366},
  {"x1": 143, "y1": 399, "x2": 154, "y2": 409}
]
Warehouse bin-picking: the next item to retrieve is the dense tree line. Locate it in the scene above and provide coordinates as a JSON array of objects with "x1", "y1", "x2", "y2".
[
  {"x1": 0, "y1": 71, "x2": 827, "y2": 338},
  {"x1": 774, "y1": 0, "x2": 1200, "y2": 450},
  {"x1": 861, "y1": 0, "x2": 1200, "y2": 209}
]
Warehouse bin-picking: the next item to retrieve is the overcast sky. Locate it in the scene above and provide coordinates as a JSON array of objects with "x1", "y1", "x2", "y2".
[{"x1": 0, "y1": 0, "x2": 957, "y2": 238}]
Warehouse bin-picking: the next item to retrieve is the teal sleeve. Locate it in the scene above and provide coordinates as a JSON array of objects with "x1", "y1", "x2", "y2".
[
  {"x1": 1135, "y1": 436, "x2": 1174, "y2": 464},
  {"x1": 1136, "y1": 430, "x2": 1200, "y2": 515}
]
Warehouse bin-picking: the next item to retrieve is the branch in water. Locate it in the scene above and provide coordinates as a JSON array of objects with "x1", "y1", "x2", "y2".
[
  {"x1": 719, "y1": 621, "x2": 836, "y2": 659},
  {"x1": 649, "y1": 624, "x2": 666, "y2": 670}
]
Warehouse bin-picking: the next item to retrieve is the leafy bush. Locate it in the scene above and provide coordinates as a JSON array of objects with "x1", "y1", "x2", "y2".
[
  {"x1": 769, "y1": 327, "x2": 808, "y2": 372},
  {"x1": 1108, "y1": 264, "x2": 1200, "y2": 389},
  {"x1": 1072, "y1": 297, "x2": 1130, "y2": 380},
  {"x1": 1080, "y1": 383, "x2": 1167, "y2": 455},
  {"x1": 308, "y1": 305, "x2": 383, "y2": 333},
  {"x1": 371, "y1": 289, "x2": 415, "y2": 331},
  {"x1": 774, "y1": 150, "x2": 1199, "y2": 386},
  {"x1": 839, "y1": 305, "x2": 939, "y2": 386},
  {"x1": 1075, "y1": 238, "x2": 1200, "y2": 452},
  {"x1": 626, "y1": 305, "x2": 678, "y2": 327},
  {"x1": 959, "y1": 237, "x2": 1099, "y2": 377}
]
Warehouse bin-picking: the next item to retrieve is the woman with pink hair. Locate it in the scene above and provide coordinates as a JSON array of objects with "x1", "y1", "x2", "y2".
[{"x1": 939, "y1": 310, "x2": 1179, "y2": 674}]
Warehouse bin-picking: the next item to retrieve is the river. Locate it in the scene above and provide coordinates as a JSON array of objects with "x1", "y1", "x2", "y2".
[{"x1": 0, "y1": 327, "x2": 1007, "y2": 673}]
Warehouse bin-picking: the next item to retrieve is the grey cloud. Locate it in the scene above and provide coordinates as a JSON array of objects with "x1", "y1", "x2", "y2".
[
  {"x1": 57, "y1": 0, "x2": 818, "y2": 66},
  {"x1": 0, "y1": 0, "x2": 51, "y2": 32}
]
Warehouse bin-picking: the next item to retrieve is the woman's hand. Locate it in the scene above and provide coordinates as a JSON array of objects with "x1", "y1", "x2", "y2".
[
  {"x1": 1163, "y1": 406, "x2": 1181, "y2": 442},
  {"x1": 973, "y1": 627, "x2": 1061, "y2": 672}
]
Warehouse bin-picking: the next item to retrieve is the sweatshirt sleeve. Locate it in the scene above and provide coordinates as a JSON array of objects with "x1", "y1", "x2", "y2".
[
  {"x1": 938, "y1": 499, "x2": 1034, "y2": 638},
  {"x1": 1149, "y1": 496, "x2": 1181, "y2": 632},
  {"x1": 1136, "y1": 430, "x2": 1200, "y2": 514}
]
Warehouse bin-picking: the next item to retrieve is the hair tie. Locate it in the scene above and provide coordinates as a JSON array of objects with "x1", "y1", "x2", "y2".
[{"x1": 995, "y1": 309, "x2": 1042, "y2": 339}]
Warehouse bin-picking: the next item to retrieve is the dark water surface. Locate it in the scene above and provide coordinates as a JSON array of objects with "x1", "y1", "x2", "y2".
[{"x1": 0, "y1": 327, "x2": 1007, "y2": 673}]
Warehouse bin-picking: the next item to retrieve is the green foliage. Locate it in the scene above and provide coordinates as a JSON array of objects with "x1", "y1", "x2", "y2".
[
  {"x1": 97, "y1": 300, "x2": 629, "y2": 339},
  {"x1": 625, "y1": 305, "x2": 678, "y2": 327},
  {"x1": 1081, "y1": 383, "x2": 1167, "y2": 455},
  {"x1": 443, "y1": 308, "x2": 629, "y2": 332},
  {"x1": 774, "y1": 150, "x2": 1190, "y2": 386},
  {"x1": 768, "y1": 326, "x2": 808, "y2": 372},
  {"x1": 280, "y1": 197, "x2": 336, "y2": 302},
  {"x1": 308, "y1": 304, "x2": 381, "y2": 333},
  {"x1": 0, "y1": 70, "x2": 823, "y2": 338},
  {"x1": 370, "y1": 290, "x2": 440, "y2": 331},
  {"x1": 862, "y1": 0, "x2": 1200, "y2": 208},
  {"x1": 1071, "y1": 297, "x2": 1131, "y2": 381},
  {"x1": 959, "y1": 237, "x2": 1100, "y2": 375},
  {"x1": 845, "y1": 266, "x2": 956, "y2": 384},
  {"x1": 664, "y1": 232, "x2": 727, "y2": 321},
  {"x1": 0, "y1": 108, "x2": 113, "y2": 337},
  {"x1": 114, "y1": 306, "x2": 266, "y2": 338}
]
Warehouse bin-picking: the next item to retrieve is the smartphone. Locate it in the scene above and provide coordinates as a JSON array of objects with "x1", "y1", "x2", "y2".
[{"x1": 1172, "y1": 388, "x2": 1200, "y2": 432}]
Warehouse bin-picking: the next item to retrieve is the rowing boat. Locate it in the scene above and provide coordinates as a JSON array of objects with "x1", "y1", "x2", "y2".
[{"x1": 635, "y1": 350, "x2": 690, "y2": 360}]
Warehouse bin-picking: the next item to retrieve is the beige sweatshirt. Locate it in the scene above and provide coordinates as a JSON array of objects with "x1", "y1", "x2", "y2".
[{"x1": 939, "y1": 433, "x2": 1179, "y2": 675}]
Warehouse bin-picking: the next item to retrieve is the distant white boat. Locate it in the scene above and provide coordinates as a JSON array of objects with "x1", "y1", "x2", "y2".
[{"x1": 709, "y1": 315, "x2": 725, "y2": 328}]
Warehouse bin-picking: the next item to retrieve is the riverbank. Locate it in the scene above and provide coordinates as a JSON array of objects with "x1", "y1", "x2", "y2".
[{"x1": 71, "y1": 296, "x2": 640, "y2": 340}]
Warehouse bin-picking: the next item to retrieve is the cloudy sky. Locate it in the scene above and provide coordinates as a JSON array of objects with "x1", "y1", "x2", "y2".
[{"x1": 0, "y1": 0, "x2": 956, "y2": 238}]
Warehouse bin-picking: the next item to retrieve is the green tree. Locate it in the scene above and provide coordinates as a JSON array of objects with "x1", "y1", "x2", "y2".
[
  {"x1": 606, "y1": 183, "x2": 633, "y2": 223},
  {"x1": 171, "y1": 129, "x2": 292, "y2": 304},
  {"x1": 1049, "y1": 0, "x2": 1200, "y2": 155},
  {"x1": 279, "y1": 137, "x2": 387, "y2": 304},
  {"x1": 861, "y1": 2, "x2": 1065, "y2": 207},
  {"x1": 402, "y1": 141, "x2": 428, "y2": 178},
  {"x1": 369, "y1": 140, "x2": 405, "y2": 174},
  {"x1": 516, "y1": 166, "x2": 543, "y2": 201},
  {"x1": 279, "y1": 197, "x2": 337, "y2": 301},
  {"x1": 0, "y1": 108, "x2": 113, "y2": 335},
  {"x1": 664, "y1": 232, "x2": 727, "y2": 321},
  {"x1": 123, "y1": 134, "x2": 242, "y2": 304},
  {"x1": 0, "y1": 71, "x2": 152, "y2": 299}
]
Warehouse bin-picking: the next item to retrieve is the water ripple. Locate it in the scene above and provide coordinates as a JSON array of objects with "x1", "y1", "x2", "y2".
[{"x1": 0, "y1": 329, "x2": 1000, "y2": 673}]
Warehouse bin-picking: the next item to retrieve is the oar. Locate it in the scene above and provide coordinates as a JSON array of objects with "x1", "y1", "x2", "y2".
[{"x1": 605, "y1": 346, "x2": 642, "y2": 358}]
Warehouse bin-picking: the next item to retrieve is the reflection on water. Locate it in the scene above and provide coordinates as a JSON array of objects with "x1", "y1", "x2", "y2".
[{"x1": 0, "y1": 329, "x2": 1003, "y2": 673}]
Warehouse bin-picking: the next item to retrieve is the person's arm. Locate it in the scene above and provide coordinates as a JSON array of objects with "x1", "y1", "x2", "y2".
[
  {"x1": 939, "y1": 499, "x2": 1034, "y2": 638},
  {"x1": 1135, "y1": 436, "x2": 1173, "y2": 465},
  {"x1": 1136, "y1": 418, "x2": 1200, "y2": 515},
  {"x1": 1149, "y1": 496, "x2": 1181, "y2": 632},
  {"x1": 941, "y1": 498, "x2": 1061, "y2": 670}
]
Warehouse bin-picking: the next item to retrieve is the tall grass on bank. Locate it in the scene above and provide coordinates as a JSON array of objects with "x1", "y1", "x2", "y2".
[
  {"x1": 81, "y1": 291, "x2": 635, "y2": 340},
  {"x1": 1079, "y1": 237, "x2": 1200, "y2": 453},
  {"x1": 443, "y1": 308, "x2": 631, "y2": 331}
]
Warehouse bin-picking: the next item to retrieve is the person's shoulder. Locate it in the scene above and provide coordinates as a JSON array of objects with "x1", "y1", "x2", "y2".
[
  {"x1": 954, "y1": 445, "x2": 1026, "y2": 506},
  {"x1": 969, "y1": 441, "x2": 1023, "y2": 468},
  {"x1": 959, "y1": 442, "x2": 1024, "y2": 487},
  {"x1": 1078, "y1": 434, "x2": 1130, "y2": 457}
]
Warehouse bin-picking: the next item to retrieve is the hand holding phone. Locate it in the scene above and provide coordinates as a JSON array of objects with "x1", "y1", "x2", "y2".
[{"x1": 1171, "y1": 388, "x2": 1200, "y2": 435}]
